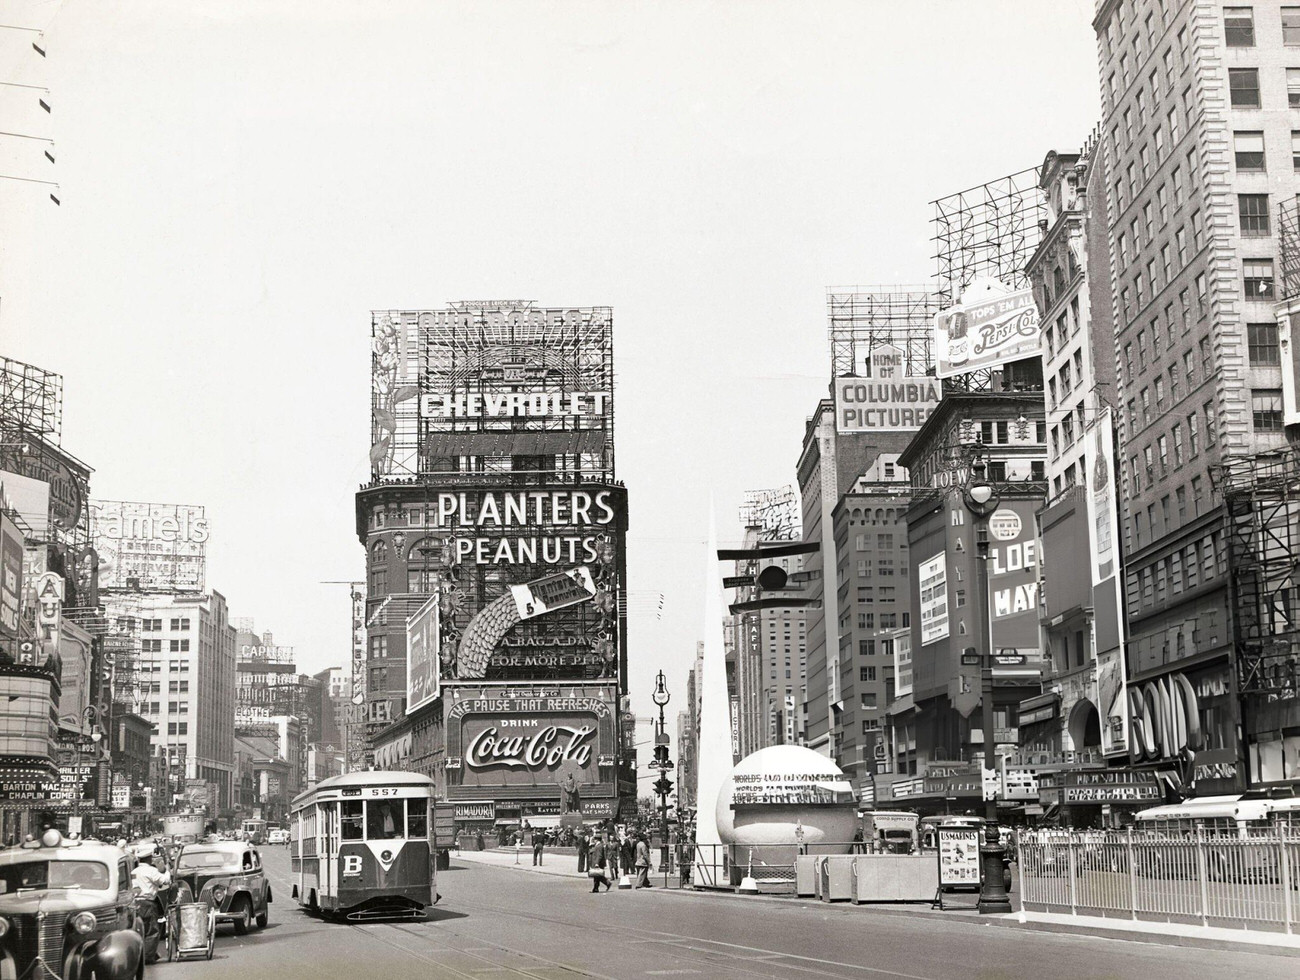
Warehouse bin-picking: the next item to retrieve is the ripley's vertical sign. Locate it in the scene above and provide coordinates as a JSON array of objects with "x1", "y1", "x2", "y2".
[
  {"x1": 835, "y1": 344, "x2": 942, "y2": 434},
  {"x1": 934, "y1": 280, "x2": 1041, "y2": 378}
]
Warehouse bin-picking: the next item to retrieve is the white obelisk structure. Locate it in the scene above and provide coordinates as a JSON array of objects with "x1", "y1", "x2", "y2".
[{"x1": 692, "y1": 503, "x2": 733, "y2": 888}]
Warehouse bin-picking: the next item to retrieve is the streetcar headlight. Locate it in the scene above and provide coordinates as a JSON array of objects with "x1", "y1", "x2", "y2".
[
  {"x1": 0, "y1": 916, "x2": 10, "y2": 939},
  {"x1": 211, "y1": 884, "x2": 227, "y2": 904},
  {"x1": 71, "y1": 912, "x2": 96, "y2": 935}
]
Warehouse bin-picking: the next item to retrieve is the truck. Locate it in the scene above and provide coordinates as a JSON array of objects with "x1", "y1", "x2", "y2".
[
  {"x1": 161, "y1": 812, "x2": 207, "y2": 843},
  {"x1": 862, "y1": 810, "x2": 920, "y2": 853}
]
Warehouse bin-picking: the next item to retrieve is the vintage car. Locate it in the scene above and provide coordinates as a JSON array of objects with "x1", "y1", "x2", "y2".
[
  {"x1": 173, "y1": 842, "x2": 270, "y2": 934},
  {"x1": 0, "y1": 830, "x2": 145, "y2": 980}
]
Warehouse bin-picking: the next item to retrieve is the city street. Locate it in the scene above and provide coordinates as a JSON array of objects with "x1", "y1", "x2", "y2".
[{"x1": 154, "y1": 847, "x2": 1298, "y2": 980}]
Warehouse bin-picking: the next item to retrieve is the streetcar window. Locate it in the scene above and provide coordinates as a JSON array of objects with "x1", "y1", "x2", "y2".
[
  {"x1": 341, "y1": 801, "x2": 364, "y2": 840},
  {"x1": 367, "y1": 800, "x2": 403, "y2": 840},
  {"x1": 406, "y1": 799, "x2": 428, "y2": 839}
]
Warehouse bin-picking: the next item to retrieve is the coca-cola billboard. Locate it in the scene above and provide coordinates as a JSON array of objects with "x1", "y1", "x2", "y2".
[{"x1": 444, "y1": 683, "x2": 617, "y2": 794}]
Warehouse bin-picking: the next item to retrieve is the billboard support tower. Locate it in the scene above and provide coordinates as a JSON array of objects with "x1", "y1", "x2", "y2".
[{"x1": 931, "y1": 169, "x2": 1046, "y2": 393}]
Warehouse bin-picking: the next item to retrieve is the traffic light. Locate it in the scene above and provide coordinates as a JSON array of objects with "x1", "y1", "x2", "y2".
[
  {"x1": 653, "y1": 776, "x2": 674, "y2": 797},
  {"x1": 652, "y1": 743, "x2": 673, "y2": 770}
]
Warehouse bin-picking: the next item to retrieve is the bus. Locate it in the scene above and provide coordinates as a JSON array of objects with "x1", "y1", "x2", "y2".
[
  {"x1": 1133, "y1": 795, "x2": 1274, "y2": 837},
  {"x1": 242, "y1": 817, "x2": 267, "y2": 844},
  {"x1": 290, "y1": 770, "x2": 437, "y2": 921}
]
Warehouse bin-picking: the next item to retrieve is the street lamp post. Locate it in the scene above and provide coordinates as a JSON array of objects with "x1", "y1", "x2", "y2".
[
  {"x1": 72, "y1": 706, "x2": 103, "y2": 834},
  {"x1": 650, "y1": 671, "x2": 674, "y2": 875},
  {"x1": 960, "y1": 456, "x2": 1013, "y2": 915}
]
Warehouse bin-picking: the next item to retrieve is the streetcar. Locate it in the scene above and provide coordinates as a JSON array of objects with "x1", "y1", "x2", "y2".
[{"x1": 289, "y1": 770, "x2": 437, "y2": 921}]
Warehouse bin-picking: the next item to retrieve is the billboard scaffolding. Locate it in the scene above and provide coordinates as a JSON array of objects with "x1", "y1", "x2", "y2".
[
  {"x1": 369, "y1": 302, "x2": 615, "y2": 482},
  {"x1": 931, "y1": 167, "x2": 1046, "y2": 301},
  {"x1": 827, "y1": 287, "x2": 943, "y2": 382},
  {"x1": 0, "y1": 356, "x2": 62, "y2": 446}
]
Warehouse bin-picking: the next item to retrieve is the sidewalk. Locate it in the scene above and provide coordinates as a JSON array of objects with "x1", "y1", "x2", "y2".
[{"x1": 451, "y1": 849, "x2": 1300, "y2": 955}]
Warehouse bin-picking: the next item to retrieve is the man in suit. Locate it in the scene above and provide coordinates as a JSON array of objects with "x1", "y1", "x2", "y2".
[
  {"x1": 634, "y1": 833, "x2": 652, "y2": 888},
  {"x1": 588, "y1": 832, "x2": 611, "y2": 892}
]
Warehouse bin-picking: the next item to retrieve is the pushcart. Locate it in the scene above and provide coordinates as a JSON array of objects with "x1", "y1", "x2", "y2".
[{"x1": 167, "y1": 901, "x2": 216, "y2": 961}]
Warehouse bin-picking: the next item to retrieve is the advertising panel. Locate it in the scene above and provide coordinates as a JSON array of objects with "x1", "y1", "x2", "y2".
[
  {"x1": 918, "y1": 554, "x2": 949, "y2": 646},
  {"x1": 417, "y1": 485, "x2": 626, "y2": 683},
  {"x1": 511, "y1": 566, "x2": 596, "y2": 620},
  {"x1": 983, "y1": 499, "x2": 1041, "y2": 647},
  {"x1": 444, "y1": 684, "x2": 615, "y2": 799},
  {"x1": 834, "y1": 345, "x2": 942, "y2": 433},
  {"x1": 0, "y1": 432, "x2": 89, "y2": 533},
  {"x1": 730, "y1": 770, "x2": 854, "y2": 806},
  {"x1": 406, "y1": 595, "x2": 440, "y2": 716},
  {"x1": 937, "y1": 827, "x2": 981, "y2": 887},
  {"x1": 1084, "y1": 409, "x2": 1129, "y2": 758},
  {"x1": 934, "y1": 281, "x2": 1041, "y2": 378},
  {"x1": 0, "y1": 511, "x2": 22, "y2": 636},
  {"x1": 91, "y1": 501, "x2": 208, "y2": 591}
]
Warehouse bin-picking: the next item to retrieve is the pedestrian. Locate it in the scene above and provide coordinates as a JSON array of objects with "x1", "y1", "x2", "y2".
[
  {"x1": 621, "y1": 833, "x2": 635, "y2": 878},
  {"x1": 532, "y1": 825, "x2": 545, "y2": 866},
  {"x1": 577, "y1": 830, "x2": 589, "y2": 874},
  {"x1": 607, "y1": 832, "x2": 621, "y2": 878},
  {"x1": 634, "y1": 833, "x2": 652, "y2": 888},
  {"x1": 588, "y1": 832, "x2": 611, "y2": 892}
]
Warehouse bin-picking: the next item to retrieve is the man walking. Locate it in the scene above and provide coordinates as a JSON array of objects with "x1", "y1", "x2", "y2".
[
  {"x1": 588, "y1": 832, "x2": 611, "y2": 892},
  {"x1": 634, "y1": 832, "x2": 652, "y2": 888},
  {"x1": 577, "y1": 830, "x2": 589, "y2": 874},
  {"x1": 607, "y1": 831, "x2": 621, "y2": 878},
  {"x1": 531, "y1": 825, "x2": 545, "y2": 866}
]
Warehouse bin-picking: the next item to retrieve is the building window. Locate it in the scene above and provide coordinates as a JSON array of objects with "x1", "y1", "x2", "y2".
[
  {"x1": 1173, "y1": 425, "x2": 1185, "y2": 467},
  {"x1": 1252, "y1": 389, "x2": 1284, "y2": 431},
  {"x1": 1230, "y1": 68, "x2": 1261, "y2": 108},
  {"x1": 1205, "y1": 401, "x2": 1218, "y2": 446},
  {"x1": 369, "y1": 539, "x2": 388, "y2": 595},
  {"x1": 1290, "y1": 68, "x2": 1300, "y2": 107},
  {"x1": 1286, "y1": 7, "x2": 1300, "y2": 44},
  {"x1": 1158, "y1": 434, "x2": 1170, "y2": 474},
  {"x1": 369, "y1": 634, "x2": 388, "y2": 659},
  {"x1": 1244, "y1": 258, "x2": 1274, "y2": 298},
  {"x1": 1225, "y1": 7, "x2": 1255, "y2": 46},
  {"x1": 1235, "y1": 131, "x2": 1265, "y2": 171},
  {"x1": 863, "y1": 666, "x2": 876, "y2": 682},
  {"x1": 1248, "y1": 322, "x2": 1280, "y2": 364},
  {"x1": 1188, "y1": 413, "x2": 1200, "y2": 456},
  {"x1": 1239, "y1": 194, "x2": 1270, "y2": 236}
]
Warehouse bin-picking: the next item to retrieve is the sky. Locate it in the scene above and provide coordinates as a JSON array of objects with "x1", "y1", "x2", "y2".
[{"x1": 0, "y1": 0, "x2": 1101, "y2": 760}]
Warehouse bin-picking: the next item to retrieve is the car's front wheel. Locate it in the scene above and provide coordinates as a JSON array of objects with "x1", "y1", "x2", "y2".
[
  {"x1": 231, "y1": 896, "x2": 252, "y2": 935},
  {"x1": 255, "y1": 908, "x2": 268, "y2": 929}
]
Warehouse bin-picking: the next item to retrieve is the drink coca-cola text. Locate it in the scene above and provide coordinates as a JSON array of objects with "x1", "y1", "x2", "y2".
[{"x1": 465, "y1": 724, "x2": 595, "y2": 771}]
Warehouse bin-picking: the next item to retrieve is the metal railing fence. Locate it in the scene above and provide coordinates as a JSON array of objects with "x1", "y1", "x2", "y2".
[{"x1": 1017, "y1": 829, "x2": 1300, "y2": 933}]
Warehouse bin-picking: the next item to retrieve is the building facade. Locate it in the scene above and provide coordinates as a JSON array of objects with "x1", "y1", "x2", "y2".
[
  {"x1": 1094, "y1": 0, "x2": 1298, "y2": 795},
  {"x1": 103, "y1": 591, "x2": 237, "y2": 812},
  {"x1": 359, "y1": 303, "x2": 632, "y2": 837}
]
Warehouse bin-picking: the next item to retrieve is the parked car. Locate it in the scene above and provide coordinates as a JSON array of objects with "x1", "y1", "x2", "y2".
[
  {"x1": 267, "y1": 829, "x2": 290, "y2": 846},
  {"x1": 0, "y1": 830, "x2": 145, "y2": 980},
  {"x1": 173, "y1": 842, "x2": 271, "y2": 935}
]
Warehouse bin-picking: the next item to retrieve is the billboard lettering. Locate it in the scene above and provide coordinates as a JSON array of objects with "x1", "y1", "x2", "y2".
[
  {"x1": 918, "y1": 554, "x2": 949, "y2": 646},
  {"x1": 935, "y1": 281, "x2": 1041, "y2": 378},
  {"x1": 465, "y1": 723, "x2": 595, "y2": 771},
  {"x1": 420, "y1": 391, "x2": 609, "y2": 418},
  {"x1": 91, "y1": 501, "x2": 208, "y2": 592},
  {"x1": 511, "y1": 566, "x2": 596, "y2": 620},
  {"x1": 0, "y1": 512, "x2": 22, "y2": 636}
]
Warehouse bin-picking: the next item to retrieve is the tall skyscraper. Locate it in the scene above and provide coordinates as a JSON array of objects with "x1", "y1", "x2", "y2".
[{"x1": 1094, "y1": 0, "x2": 1297, "y2": 791}]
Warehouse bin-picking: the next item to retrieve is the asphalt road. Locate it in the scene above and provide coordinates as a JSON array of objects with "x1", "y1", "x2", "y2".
[{"x1": 152, "y1": 846, "x2": 1298, "y2": 980}]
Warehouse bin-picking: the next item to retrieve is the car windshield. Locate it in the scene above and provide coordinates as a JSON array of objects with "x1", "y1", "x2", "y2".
[
  {"x1": 176, "y1": 850, "x2": 238, "y2": 871},
  {"x1": 0, "y1": 861, "x2": 110, "y2": 893}
]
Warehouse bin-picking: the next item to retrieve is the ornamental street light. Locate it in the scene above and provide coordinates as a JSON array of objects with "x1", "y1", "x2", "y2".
[
  {"x1": 650, "y1": 670, "x2": 673, "y2": 875},
  {"x1": 72, "y1": 706, "x2": 103, "y2": 830},
  {"x1": 960, "y1": 455, "x2": 1013, "y2": 915}
]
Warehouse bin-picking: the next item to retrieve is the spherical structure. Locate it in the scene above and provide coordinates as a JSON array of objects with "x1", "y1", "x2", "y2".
[{"x1": 715, "y1": 745, "x2": 858, "y2": 849}]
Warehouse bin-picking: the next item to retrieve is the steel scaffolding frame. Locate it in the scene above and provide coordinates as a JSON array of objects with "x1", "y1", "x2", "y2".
[
  {"x1": 931, "y1": 167, "x2": 1045, "y2": 300},
  {"x1": 827, "y1": 287, "x2": 944, "y2": 380},
  {"x1": 0, "y1": 356, "x2": 61, "y2": 445},
  {"x1": 1220, "y1": 450, "x2": 1300, "y2": 698},
  {"x1": 369, "y1": 302, "x2": 615, "y2": 482},
  {"x1": 1281, "y1": 198, "x2": 1300, "y2": 301}
]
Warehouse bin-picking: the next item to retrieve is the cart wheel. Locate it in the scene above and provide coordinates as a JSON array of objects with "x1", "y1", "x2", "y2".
[{"x1": 167, "y1": 926, "x2": 178, "y2": 964}]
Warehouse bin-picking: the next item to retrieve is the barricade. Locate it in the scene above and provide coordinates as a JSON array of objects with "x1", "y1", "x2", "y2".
[
  {"x1": 1017, "y1": 829, "x2": 1300, "y2": 933},
  {"x1": 850, "y1": 854, "x2": 938, "y2": 903}
]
